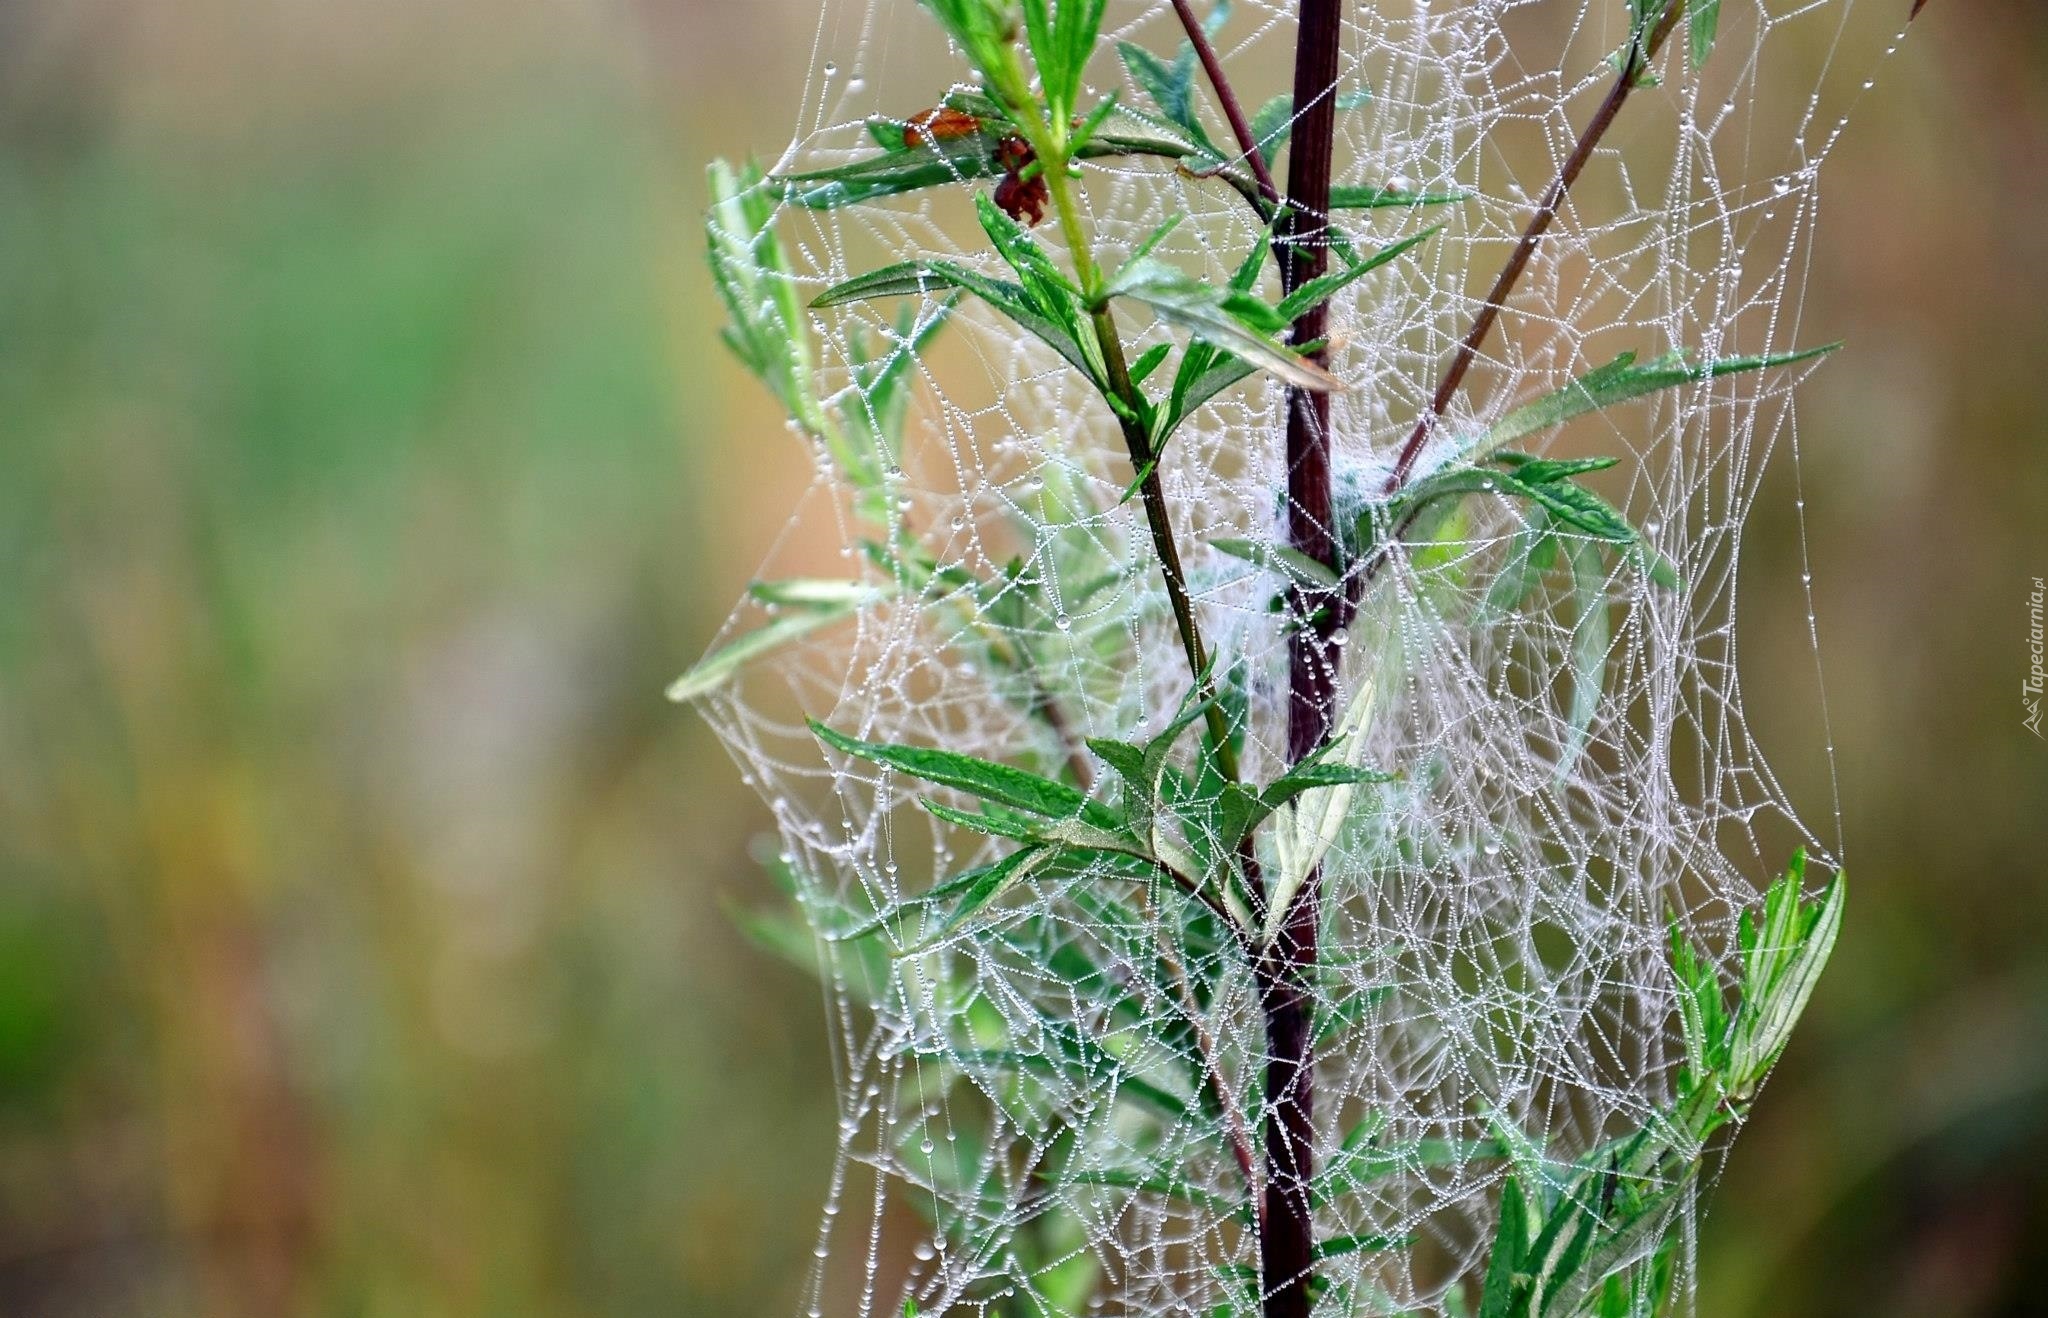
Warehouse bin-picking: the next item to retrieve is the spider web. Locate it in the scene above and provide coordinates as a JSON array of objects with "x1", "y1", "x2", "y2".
[{"x1": 691, "y1": 1, "x2": 1903, "y2": 1313}]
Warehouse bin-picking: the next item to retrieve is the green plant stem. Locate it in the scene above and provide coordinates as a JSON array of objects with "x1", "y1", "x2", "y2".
[{"x1": 1040, "y1": 149, "x2": 1242, "y2": 783}]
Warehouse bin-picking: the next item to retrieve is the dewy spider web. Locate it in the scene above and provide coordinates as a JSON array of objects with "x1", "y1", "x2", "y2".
[{"x1": 690, "y1": 1, "x2": 1900, "y2": 1313}]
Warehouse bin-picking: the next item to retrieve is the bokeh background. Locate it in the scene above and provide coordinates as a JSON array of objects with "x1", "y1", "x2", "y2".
[{"x1": 0, "y1": 0, "x2": 2042, "y2": 1315}]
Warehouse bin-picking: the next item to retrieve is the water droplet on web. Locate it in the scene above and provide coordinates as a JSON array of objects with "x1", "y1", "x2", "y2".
[
  {"x1": 1862, "y1": 79, "x2": 1875, "y2": 90},
  {"x1": 847, "y1": 77, "x2": 866, "y2": 93},
  {"x1": 1644, "y1": 520, "x2": 1661, "y2": 534},
  {"x1": 913, "y1": 1241, "x2": 937, "y2": 1261},
  {"x1": 1771, "y1": 178, "x2": 1792, "y2": 196},
  {"x1": 1388, "y1": 173, "x2": 1411, "y2": 192},
  {"x1": 823, "y1": 61, "x2": 838, "y2": 77},
  {"x1": 1056, "y1": 613, "x2": 1072, "y2": 631}
]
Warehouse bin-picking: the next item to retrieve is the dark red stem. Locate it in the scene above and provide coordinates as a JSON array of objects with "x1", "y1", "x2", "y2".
[
  {"x1": 1170, "y1": 0, "x2": 1282, "y2": 206},
  {"x1": 1260, "y1": 2, "x2": 1345, "y2": 1315}
]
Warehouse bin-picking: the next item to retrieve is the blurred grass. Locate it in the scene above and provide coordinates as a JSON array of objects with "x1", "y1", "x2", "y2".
[{"x1": 0, "y1": 1, "x2": 2042, "y2": 1316}]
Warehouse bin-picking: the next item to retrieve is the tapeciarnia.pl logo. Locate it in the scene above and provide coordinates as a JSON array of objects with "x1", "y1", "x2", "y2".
[{"x1": 2028, "y1": 576, "x2": 2046, "y2": 738}]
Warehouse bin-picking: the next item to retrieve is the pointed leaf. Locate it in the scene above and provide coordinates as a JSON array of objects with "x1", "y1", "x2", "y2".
[
  {"x1": 810, "y1": 721, "x2": 1117, "y2": 825},
  {"x1": 668, "y1": 600, "x2": 877, "y2": 702},
  {"x1": 1105, "y1": 258, "x2": 1337, "y2": 392},
  {"x1": 1459, "y1": 343, "x2": 1839, "y2": 468},
  {"x1": 1562, "y1": 537, "x2": 1611, "y2": 771},
  {"x1": 1274, "y1": 226, "x2": 1440, "y2": 321},
  {"x1": 1209, "y1": 536, "x2": 1339, "y2": 589},
  {"x1": 1328, "y1": 184, "x2": 1473, "y2": 210}
]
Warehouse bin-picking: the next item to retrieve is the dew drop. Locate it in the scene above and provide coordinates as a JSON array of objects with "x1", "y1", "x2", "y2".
[
  {"x1": 1056, "y1": 613, "x2": 1073, "y2": 631},
  {"x1": 822, "y1": 61, "x2": 838, "y2": 77},
  {"x1": 913, "y1": 1241, "x2": 937, "y2": 1261}
]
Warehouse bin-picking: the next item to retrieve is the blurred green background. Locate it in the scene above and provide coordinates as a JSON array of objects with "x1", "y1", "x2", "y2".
[{"x1": 0, "y1": 1, "x2": 2041, "y2": 1315}]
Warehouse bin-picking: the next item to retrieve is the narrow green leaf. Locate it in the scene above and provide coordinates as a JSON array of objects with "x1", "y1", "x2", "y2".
[
  {"x1": 811, "y1": 259, "x2": 992, "y2": 307},
  {"x1": 1209, "y1": 536, "x2": 1340, "y2": 589},
  {"x1": 810, "y1": 720, "x2": 1117, "y2": 825},
  {"x1": 1479, "y1": 1175, "x2": 1530, "y2": 1318},
  {"x1": 813, "y1": 257, "x2": 1102, "y2": 384},
  {"x1": 1067, "y1": 1168, "x2": 1233, "y2": 1214},
  {"x1": 1313, "y1": 982, "x2": 1393, "y2": 1046},
  {"x1": 1313, "y1": 1234, "x2": 1409, "y2": 1261},
  {"x1": 1085, "y1": 736, "x2": 1149, "y2": 788},
  {"x1": 777, "y1": 134, "x2": 1008, "y2": 208},
  {"x1": 1484, "y1": 508, "x2": 1559, "y2": 616},
  {"x1": 1562, "y1": 537, "x2": 1611, "y2": 771},
  {"x1": 1118, "y1": 40, "x2": 1199, "y2": 133},
  {"x1": 1261, "y1": 759, "x2": 1394, "y2": 804},
  {"x1": 1104, "y1": 258, "x2": 1338, "y2": 392},
  {"x1": 920, "y1": 797, "x2": 1044, "y2": 841},
  {"x1": 1313, "y1": 1135, "x2": 1506, "y2": 1208},
  {"x1": 1490, "y1": 453, "x2": 1621, "y2": 484},
  {"x1": 748, "y1": 578, "x2": 892, "y2": 609},
  {"x1": 1463, "y1": 344, "x2": 1839, "y2": 467},
  {"x1": 1156, "y1": 354, "x2": 1258, "y2": 448},
  {"x1": 1274, "y1": 226, "x2": 1440, "y2": 322},
  {"x1": 1128, "y1": 341, "x2": 1173, "y2": 385},
  {"x1": 929, "y1": 844, "x2": 1055, "y2": 937},
  {"x1": 1250, "y1": 94, "x2": 1294, "y2": 154},
  {"x1": 1328, "y1": 184, "x2": 1472, "y2": 210},
  {"x1": 1688, "y1": 0, "x2": 1723, "y2": 69},
  {"x1": 1121, "y1": 214, "x2": 1186, "y2": 274},
  {"x1": 825, "y1": 847, "x2": 1034, "y2": 942},
  {"x1": 1023, "y1": 0, "x2": 1108, "y2": 125},
  {"x1": 706, "y1": 159, "x2": 830, "y2": 437},
  {"x1": 922, "y1": 0, "x2": 1028, "y2": 97},
  {"x1": 668, "y1": 602, "x2": 873, "y2": 702}
]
